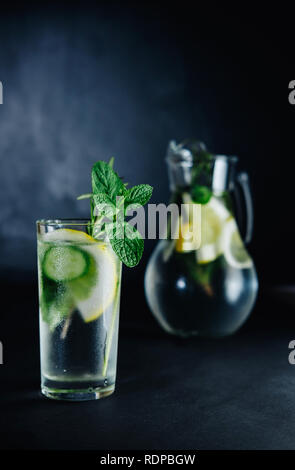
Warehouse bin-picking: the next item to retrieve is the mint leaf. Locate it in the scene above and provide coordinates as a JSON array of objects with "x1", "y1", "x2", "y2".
[
  {"x1": 91, "y1": 193, "x2": 116, "y2": 239},
  {"x1": 93, "y1": 192, "x2": 116, "y2": 220},
  {"x1": 191, "y1": 184, "x2": 212, "y2": 204},
  {"x1": 106, "y1": 221, "x2": 144, "y2": 267},
  {"x1": 125, "y1": 202, "x2": 142, "y2": 216},
  {"x1": 125, "y1": 184, "x2": 153, "y2": 207},
  {"x1": 93, "y1": 192, "x2": 114, "y2": 208},
  {"x1": 92, "y1": 161, "x2": 125, "y2": 203}
]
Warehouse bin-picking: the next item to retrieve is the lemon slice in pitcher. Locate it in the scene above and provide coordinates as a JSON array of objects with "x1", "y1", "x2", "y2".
[
  {"x1": 221, "y1": 218, "x2": 253, "y2": 269},
  {"x1": 175, "y1": 193, "x2": 201, "y2": 253},
  {"x1": 41, "y1": 229, "x2": 118, "y2": 322},
  {"x1": 197, "y1": 197, "x2": 230, "y2": 264}
]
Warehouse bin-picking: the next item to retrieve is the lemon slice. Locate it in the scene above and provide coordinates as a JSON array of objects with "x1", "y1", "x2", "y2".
[
  {"x1": 221, "y1": 218, "x2": 253, "y2": 269},
  {"x1": 197, "y1": 197, "x2": 230, "y2": 264},
  {"x1": 175, "y1": 193, "x2": 201, "y2": 252},
  {"x1": 42, "y1": 228, "x2": 95, "y2": 244},
  {"x1": 76, "y1": 243, "x2": 118, "y2": 322},
  {"x1": 41, "y1": 229, "x2": 118, "y2": 322}
]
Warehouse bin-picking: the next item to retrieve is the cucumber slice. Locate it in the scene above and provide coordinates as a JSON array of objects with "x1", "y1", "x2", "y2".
[
  {"x1": 68, "y1": 254, "x2": 97, "y2": 300},
  {"x1": 40, "y1": 279, "x2": 74, "y2": 330},
  {"x1": 43, "y1": 246, "x2": 89, "y2": 282}
]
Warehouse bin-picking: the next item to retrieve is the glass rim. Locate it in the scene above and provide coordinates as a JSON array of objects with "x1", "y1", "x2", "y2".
[
  {"x1": 36, "y1": 219, "x2": 92, "y2": 226},
  {"x1": 166, "y1": 153, "x2": 238, "y2": 167},
  {"x1": 166, "y1": 140, "x2": 239, "y2": 165}
]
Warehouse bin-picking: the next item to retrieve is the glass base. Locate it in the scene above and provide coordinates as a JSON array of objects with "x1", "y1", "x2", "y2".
[{"x1": 41, "y1": 384, "x2": 115, "y2": 401}]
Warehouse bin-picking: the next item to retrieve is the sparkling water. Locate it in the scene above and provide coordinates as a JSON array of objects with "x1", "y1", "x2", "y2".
[{"x1": 38, "y1": 237, "x2": 121, "y2": 400}]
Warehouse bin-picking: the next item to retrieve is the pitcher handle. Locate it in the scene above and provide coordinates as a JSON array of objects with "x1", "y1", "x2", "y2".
[{"x1": 235, "y1": 172, "x2": 254, "y2": 244}]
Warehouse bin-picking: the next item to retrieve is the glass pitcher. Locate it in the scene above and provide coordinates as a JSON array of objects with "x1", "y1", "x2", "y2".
[{"x1": 144, "y1": 140, "x2": 258, "y2": 337}]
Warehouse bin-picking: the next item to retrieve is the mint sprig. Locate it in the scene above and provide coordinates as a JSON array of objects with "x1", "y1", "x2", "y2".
[
  {"x1": 124, "y1": 184, "x2": 153, "y2": 207},
  {"x1": 92, "y1": 161, "x2": 126, "y2": 204},
  {"x1": 189, "y1": 142, "x2": 213, "y2": 205},
  {"x1": 78, "y1": 159, "x2": 153, "y2": 267},
  {"x1": 106, "y1": 222, "x2": 144, "y2": 268}
]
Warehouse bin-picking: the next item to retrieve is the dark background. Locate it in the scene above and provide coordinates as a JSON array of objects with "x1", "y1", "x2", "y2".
[
  {"x1": 0, "y1": 2, "x2": 294, "y2": 285},
  {"x1": 1, "y1": 1, "x2": 295, "y2": 452}
]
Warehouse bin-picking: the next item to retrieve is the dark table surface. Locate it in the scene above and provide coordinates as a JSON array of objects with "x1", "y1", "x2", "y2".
[{"x1": 1, "y1": 279, "x2": 295, "y2": 451}]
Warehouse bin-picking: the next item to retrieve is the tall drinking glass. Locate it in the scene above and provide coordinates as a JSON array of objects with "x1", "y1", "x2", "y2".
[{"x1": 37, "y1": 219, "x2": 122, "y2": 401}]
